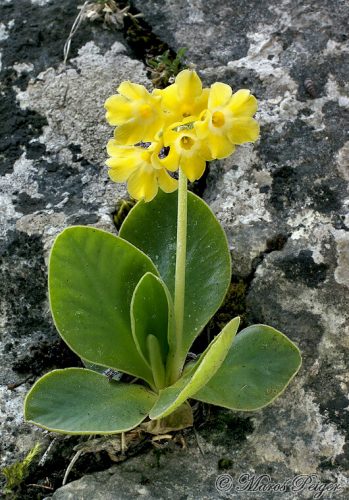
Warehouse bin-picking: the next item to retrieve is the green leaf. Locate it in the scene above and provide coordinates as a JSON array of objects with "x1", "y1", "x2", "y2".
[
  {"x1": 120, "y1": 191, "x2": 231, "y2": 362},
  {"x1": 131, "y1": 272, "x2": 174, "y2": 368},
  {"x1": 147, "y1": 335, "x2": 166, "y2": 390},
  {"x1": 193, "y1": 324, "x2": 302, "y2": 411},
  {"x1": 149, "y1": 317, "x2": 240, "y2": 419},
  {"x1": 49, "y1": 226, "x2": 157, "y2": 385},
  {"x1": 24, "y1": 368, "x2": 156, "y2": 434}
]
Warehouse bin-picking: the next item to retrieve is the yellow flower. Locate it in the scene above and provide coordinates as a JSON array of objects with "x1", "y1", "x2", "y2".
[
  {"x1": 104, "y1": 73, "x2": 260, "y2": 201},
  {"x1": 160, "y1": 117, "x2": 212, "y2": 182},
  {"x1": 194, "y1": 83, "x2": 259, "y2": 159},
  {"x1": 155, "y1": 69, "x2": 209, "y2": 125},
  {"x1": 104, "y1": 81, "x2": 164, "y2": 145},
  {"x1": 106, "y1": 139, "x2": 177, "y2": 202}
]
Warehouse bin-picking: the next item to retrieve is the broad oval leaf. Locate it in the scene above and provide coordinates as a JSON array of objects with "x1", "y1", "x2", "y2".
[
  {"x1": 49, "y1": 226, "x2": 157, "y2": 385},
  {"x1": 131, "y1": 272, "x2": 174, "y2": 368},
  {"x1": 24, "y1": 368, "x2": 157, "y2": 434},
  {"x1": 149, "y1": 317, "x2": 240, "y2": 420},
  {"x1": 120, "y1": 191, "x2": 231, "y2": 363},
  {"x1": 192, "y1": 324, "x2": 302, "y2": 411}
]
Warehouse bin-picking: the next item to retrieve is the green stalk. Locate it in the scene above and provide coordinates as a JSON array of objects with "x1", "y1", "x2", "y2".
[{"x1": 168, "y1": 167, "x2": 187, "y2": 384}]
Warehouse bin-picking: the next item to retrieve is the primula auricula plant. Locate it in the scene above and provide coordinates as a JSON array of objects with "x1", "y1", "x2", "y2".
[{"x1": 24, "y1": 70, "x2": 301, "y2": 435}]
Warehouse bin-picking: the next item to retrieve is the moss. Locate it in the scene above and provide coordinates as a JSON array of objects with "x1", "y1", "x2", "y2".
[
  {"x1": 189, "y1": 277, "x2": 249, "y2": 356},
  {"x1": 218, "y1": 457, "x2": 233, "y2": 470},
  {"x1": 210, "y1": 279, "x2": 249, "y2": 334},
  {"x1": 197, "y1": 408, "x2": 254, "y2": 447},
  {"x1": 1, "y1": 443, "x2": 41, "y2": 497}
]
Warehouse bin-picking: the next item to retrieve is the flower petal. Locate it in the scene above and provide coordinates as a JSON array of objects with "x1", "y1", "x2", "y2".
[
  {"x1": 194, "y1": 112, "x2": 210, "y2": 140},
  {"x1": 106, "y1": 157, "x2": 140, "y2": 182},
  {"x1": 157, "y1": 169, "x2": 178, "y2": 193},
  {"x1": 104, "y1": 95, "x2": 133, "y2": 126},
  {"x1": 180, "y1": 155, "x2": 206, "y2": 182},
  {"x1": 176, "y1": 69, "x2": 202, "y2": 102},
  {"x1": 198, "y1": 139, "x2": 214, "y2": 162},
  {"x1": 114, "y1": 120, "x2": 147, "y2": 145},
  {"x1": 106, "y1": 140, "x2": 139, "y2": 158},
  {"x1": 208, "y1": 133, "x2": 235, "y2": 159},
  {"x1": 228, "y1": 90, "x2": 258, "y2": 117},
  {"x1": 157, "y1": 146, "x2": 180, "y2": 172},
  {"x1": 118, "y1": 81, "x2": 149, "y2": 100},
  {"x1": 208, "y1": 82, "x2": 232, "y2": 109},
  {"x1": 193, "y1": 88, "x2": 210, "y2": 117},
  {"x1": 143, "y1": 118, "x2": 164, "y2": 143},
  {"x1": 228, "y1": 117, "x2": 260, "y2": 144},
  {"x1": 127, "y1": 165, "x2": 158, "y2": 202},
  {"x1": 159, "y1": 83, "x2": 178, "y2": 113}
]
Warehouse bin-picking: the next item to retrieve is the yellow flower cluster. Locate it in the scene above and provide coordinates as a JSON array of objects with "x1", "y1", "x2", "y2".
[{"x1": 105, "y1": 70, "x2": 259, "y2": 202}]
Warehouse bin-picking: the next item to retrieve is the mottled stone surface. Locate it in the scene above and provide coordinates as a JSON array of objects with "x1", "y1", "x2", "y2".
[
  {"x1": 1, "y1": 0, "x2": 349, "y2": 498},
  {"x1": 0, "y1": 0, "x2": 141, "y2": 476}
]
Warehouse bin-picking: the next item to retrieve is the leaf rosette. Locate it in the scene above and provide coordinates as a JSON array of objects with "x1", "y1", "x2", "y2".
[{"x1": 25, "y1": 194, "x2": 301, "y2": 434}]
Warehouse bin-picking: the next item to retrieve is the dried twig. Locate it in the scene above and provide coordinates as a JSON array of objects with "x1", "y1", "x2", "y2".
[
  {"x1": 63, "y1": 1, "x2": 89, "y2": 65},
  {"x1": 151, "y1": 434, "x2": 173, "y2": 442},
  {"x1": 27, "y1": 483, "x2": 54, "y2": 491},
  {"x1": 62, "y1": 449, "x2": 83, "y2": 486},
  {"x1": 193, "y1": 427, "x2": 205, "y2": 456},
  {"x1": 6, "y1": 376, "x2": 31, "y2": 390}
]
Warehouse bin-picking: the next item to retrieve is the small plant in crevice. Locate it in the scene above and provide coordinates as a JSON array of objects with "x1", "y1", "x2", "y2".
[
  {"x1": 148, "y1": 47, "x2": 188, "y2": 87},
  {"x1": 84, "y1": 0, "x2": 142, "y2": 29},
  {"x1": 1, "y1": 444, "x2": 41, "y2": 498},
  {"x1": 24, "y1": 70, "x2": 301, "y2": 438}
]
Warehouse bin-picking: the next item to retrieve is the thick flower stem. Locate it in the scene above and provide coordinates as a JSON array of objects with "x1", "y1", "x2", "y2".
[{"x1": 168, "y1": 167, "x2": 187, "y2": 384}]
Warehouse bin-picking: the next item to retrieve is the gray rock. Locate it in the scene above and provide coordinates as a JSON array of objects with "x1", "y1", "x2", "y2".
[
  {"x1": 51, "y1": 412, "x2": 348, "y2": 499},
  {"x1": 133, "y1": 0, "x2": 349, "y2": 71},
  {"x1": 0, "y1": 3, "x2": 148, "y2": 471}
]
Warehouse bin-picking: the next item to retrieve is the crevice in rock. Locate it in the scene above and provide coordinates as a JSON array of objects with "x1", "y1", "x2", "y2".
[
  {"x1": 98, "y1": 0, "x2": 179, "y2": 87},
  {"x1": 235, "y1": 232, "x2": 290, "y2": 322},
  {"x1": 247, "y1": 232, "x2": 290, "y2": 285},
  {"x1": 122, "y1": 1, "x2": 170, "y2": 65},
  {"x1": 0, "y1": 231, "x2": 49, "y2": 339}
]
